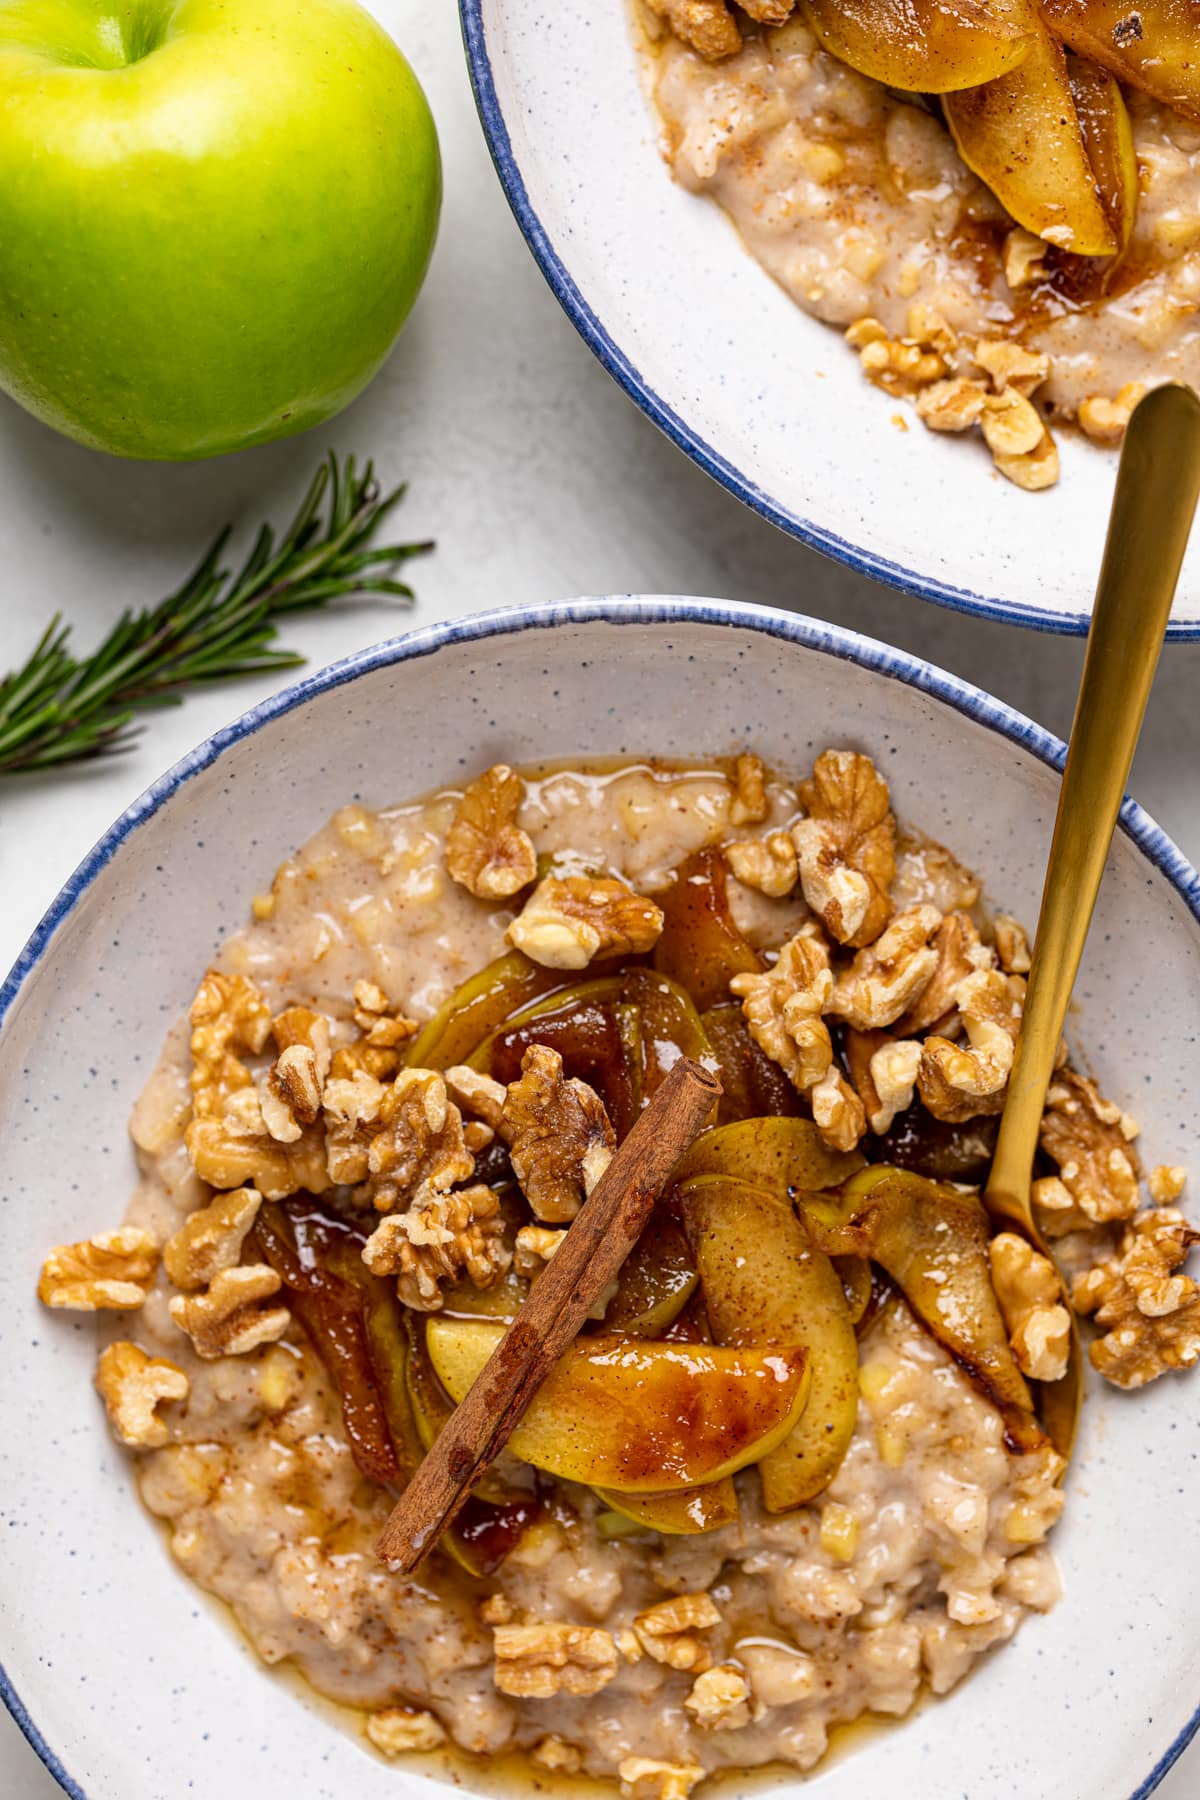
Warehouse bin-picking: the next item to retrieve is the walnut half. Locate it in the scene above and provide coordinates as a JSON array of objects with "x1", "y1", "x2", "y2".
[
  {"x1": 988, "y1": 1233, "x2": 1071, "y2": 1383},
  {"x1": 39, "y1": 1228, "x2": 158, "y2": 1312},
  {"x1": 1072, "y1": 1209, "x2": 1200, "y2": 1389},
  {"x1": 502, "y1": 1044, "x2": 615, "y2": 1221},
  {"x1": 507, "y1": 875, "x2": 663, "y2": 971},
  {"x1": 492, "y1": 1621, "x2": 619, "y2": 1697},
  {"x1": 792, "y1": 750, "x2": 895, "y2": 948},
  {"x1": 445, "y1": 764, "x2": 537, "y2": 901},
  {"x1": 169, "y1": 1264, "x2": 290, "y2": 1359},
  {"x1": 362, "y1": 1184, "x2": 511, "y2": 1310}
]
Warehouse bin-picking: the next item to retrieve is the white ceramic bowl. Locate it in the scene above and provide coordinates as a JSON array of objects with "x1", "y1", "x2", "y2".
[
  {"x1": 459, "y1": 3, "x2": 1200, "y2": 637},
  {"x1": 2, "y1": 598, "x2": 1199, "y2": 1800}
]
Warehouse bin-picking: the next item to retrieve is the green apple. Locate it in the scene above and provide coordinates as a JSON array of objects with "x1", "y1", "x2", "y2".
[{"x1": 0, "y1": 0, "x2": 441, "y2": 458}]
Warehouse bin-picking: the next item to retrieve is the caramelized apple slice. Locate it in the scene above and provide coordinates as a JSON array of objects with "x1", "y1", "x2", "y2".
[
  {"x1": 593, "y1": 1478, "x2": 740, "y2": 1534},
  {"x1": 1043, "y1": 0, "x2": 1200, "y2": 121},
  {"x1": 605, "y1": 1208, "x2": 699, "y2": 1335},
  {"x1": 679, "y1": 1175, "x2": 859, "y2": 1508},
  {"x1": 945, "y1": 28, "x2": 1118, "y2": 254},
  {"x1": 426, "y1": 1319, "x2": 810, "y2": 1492},
  {"x1": 673, "y1": 1114, "x2": 865, "y2": 1194},
  {"x1": 654, "y1": 849, "x2": 764, "y2": 1011},
  {"x1": 700, "y1": 1002, "x2": 801, "y2": 1122},
  {"x1": 799, "y1": 1167, "x2": 1044, "y2": 1451},
  {"x1": 594, "y1": 1293, "x2": 739, "y2": 1532},
  {"x1": 802, "y1": 0, "x2": 1033, "y2": 93},
  {"x1": 1068, "y1": 55, "x2": 1138, "y2": 250},
  {"x1": 405, "y1": 950, "x2": 574, "y2": 1070}
]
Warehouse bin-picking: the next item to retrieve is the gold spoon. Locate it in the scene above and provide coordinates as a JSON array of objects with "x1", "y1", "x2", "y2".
[{"x1": 985, "y1": 382, "x2": 1200, "y2": 1455}]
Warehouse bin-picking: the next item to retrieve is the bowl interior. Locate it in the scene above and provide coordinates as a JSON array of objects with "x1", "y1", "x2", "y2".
[
  {"x1": 2, "y1": 603, "x2": 1199, "y2": 1799},
  {"x1": 463, "y1": 1, "x2": 1200, "y2": 635}
]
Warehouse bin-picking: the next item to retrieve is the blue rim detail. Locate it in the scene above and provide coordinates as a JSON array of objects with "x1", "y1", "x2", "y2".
[
  {"x1": 457, "y1": 0, "x2": 1200, "y2": 643},
  {"x1": 2, "y1": 596, "x2": 1197, "y2": 1800}
]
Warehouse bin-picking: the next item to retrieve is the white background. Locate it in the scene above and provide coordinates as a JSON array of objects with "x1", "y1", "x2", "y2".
[{"x1": 0, "y1": 2, "x2": 1197, "y2": 1795}]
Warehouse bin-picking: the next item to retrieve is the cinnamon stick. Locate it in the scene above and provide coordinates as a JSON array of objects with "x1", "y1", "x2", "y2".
[{"x1": 376, "y1": 1056, "x2": 721, "y2": 1572}]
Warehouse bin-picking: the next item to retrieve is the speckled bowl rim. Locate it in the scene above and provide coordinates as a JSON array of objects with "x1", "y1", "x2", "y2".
[
  {"x1": 1, "y1": 595, "x2": 1198, "y2": 1800},
  {"x1": 457, "y1": 2, "x2": 1200, "y2": 642}
]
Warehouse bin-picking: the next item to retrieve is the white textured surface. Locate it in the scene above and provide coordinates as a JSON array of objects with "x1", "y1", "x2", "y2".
[{"x1": 0, "y1": 2, "x2": 1198, "y2": 1796}]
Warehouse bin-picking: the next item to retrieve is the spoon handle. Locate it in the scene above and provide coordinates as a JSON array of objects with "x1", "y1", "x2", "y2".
[{"x1": 987, "y1": 384, "x2": 1200, "y2": 1221}]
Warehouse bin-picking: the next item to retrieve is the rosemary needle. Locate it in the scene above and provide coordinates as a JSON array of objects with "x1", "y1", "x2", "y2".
[{"x1": 0, "y1": 453, "x2": 432, "y2": 776}]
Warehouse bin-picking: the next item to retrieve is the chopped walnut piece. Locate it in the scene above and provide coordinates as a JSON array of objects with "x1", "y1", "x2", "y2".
[
  {"x1": 493, "y1": 1622, "x2": 619, "y2": 1697},
  {"x1": 1040, "y1": 1070, "x2": 1140, "y2": 1225},
  {"x1": 531, "y1": 1737, "x2": 583, "y2": 1774},
  {"x1": 446, "y1": 764, "x2": 538, "y2": 901},
  {"x1": 792, "y1": 750, "x2": 895, "y2": 947},
  {"x1": 163, "y1": 1188, "x2": 263, "y2": 1291},
  {"x1": 362, "y1": 1184, "x2": 511, "y2": 1310},
  {"x1": 897, "y1": 910, "x2": 991, "y2": 1036},
  {"x1": 852, "y1": 319, "x2": 948, "y2": 398},
  {"x1": 1072, "y1": 1209, "x2": 1200, "y2": 1388},
  {"x1": 38, "y1": 1227, "x2": 158, "y2": 1311},
  {"x1": 725, "y1": 831, "x2": 798, "y2": 898},
  {"x1": 643, "y1": 0, "x2": 742, "y2": 57},
  {"x1": 1150, "y1": 1166, "x2": 1187, "y2": 1205},
  {"x1": 1031, "y1": 1175, "x2": 1083, "y2": 1238},
  {"x1": 993, "y1": 424, "x2": 1060, "y2": 491},
  {"x1": 981, "y1": 388, "x2": 1045, "y2": 459},
  {"x1": 1003, "y1": 227, "x2": 1048, "y2": 290},
  {"x1": 444, "y1": 1065, "x2": 508, "y2": 1133},
  {"x1": 1078, "y1": 384, "x2": 1146, "y2": 447},
  {"x1": 186, "y1": 1113, "x2": 330, "y2": 1201},
  {"x1": 685, "y1": 1664, "x2": 753, "y2": 1731},
  {"x1": 994, "y1": 915, "x2": 1032, "y2": 975},
  {"x1": 730, "y1": 751, "x2": 770, "y2": 825},
  {"x1": 514, "y1": 1224, "x2": 565, "y2": 1276},
  {"x1": 502, "y1": 1044, "x2": 615, "y2": 1222},
  {"x1": 259, "y1": 1043, "x2": 325, "y2": 1143},
  {"x1": 169, "y1": 1263, "x2": 290, "y2": 1359},
  {"x1": 364, "y1": 1068, "x2": 476, "y2": 1214},
  {"x1": 988, "y1": 1233, "x2": 1071, "y2": 1383},
  {"x1": 188, "y1": 969, "x2": 272, "y2": 1117},
  {"x1": 831, "y1": 904, "x2": 942, "y2": 1031},
  {"x1": 350, "y1": 982, "x2": 418, "y2": 1050},
  {"x1": 323, "y1": 1069, "x2": 387, "y2": 1185},
  {"x1": 507, "y1": 875, "x2": 664, "y2": 970},
  {"x1": 846, "y1": 1030, "x2": 923, "y2": 1135},
  {"x1": 479, "y1": 1592, "x2": 516, "y2": 1626},
  {"x1": 366, "y1": 1708, "x2": 447, "y2": 1756},
  {"x1": 810, "y1": 1064, "x2": 866, "y2": 1153},
  {"x1": 95, "y1": 1341, "x2": 188, "y2": 1449},
  {"x1": 973, "y1": 338, "x2": 1050, "y2": 397},
  {"x1": 916, "y1": 376, "x2": 987, "y2": 433},
  {"x1": 632, "y1": 1593, "x2": 721, "y2": 1672},
  {"x1": 731, "y1": 925, "x2": 833, "y2": 1094},
  {"x1": 892, "y1": 831, "x2": 981, "y2": 913},
  {"x1": 619, "y1": 1759, "x2": 705, "y2": 1800},
  {"x1": 918, "y1": 968, "x2": 1023, "y2": 1123}
]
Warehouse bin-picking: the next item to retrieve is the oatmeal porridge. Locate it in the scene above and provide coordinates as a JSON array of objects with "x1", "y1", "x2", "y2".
[
  {"x1": 636, "y1": 1, "x2": 1200, "y2": 487},
  {"x1": 39, "y1": 752, "x2": 1200, "y2": 1789}
]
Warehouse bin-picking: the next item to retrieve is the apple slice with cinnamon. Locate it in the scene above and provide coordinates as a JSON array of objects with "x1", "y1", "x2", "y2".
[
  {"x1": 426, "y1": 1318, "x2": 811, "y2": 1491},
  {"x1": 802, "y1": 0, "x2": 1034, "y2": 93},
  {"x1": 944, "y1": 25, "x2": 1118, "y2": 255},
  {"x1": 1043, "y1": 0, "x2": 1200, "y2": 122}
]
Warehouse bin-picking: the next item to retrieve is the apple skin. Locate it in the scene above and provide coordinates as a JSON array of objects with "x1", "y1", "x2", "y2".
[{"x1": 0, "y1": 0, "x2": 441, "y2": 458}]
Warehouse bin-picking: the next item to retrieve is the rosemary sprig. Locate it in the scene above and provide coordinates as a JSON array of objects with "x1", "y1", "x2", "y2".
[{"x1": 0, "y1": 453, "x2": 432, "y2": 776}]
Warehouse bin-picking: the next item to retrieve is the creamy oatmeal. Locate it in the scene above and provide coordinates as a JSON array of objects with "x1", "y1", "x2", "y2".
[
  {"x1": 637, "y1": 2, "x2": 1200, "y2": 487},
  {"x1": 40, "y1": 752, "x2": 1200, "y2": 1790}
]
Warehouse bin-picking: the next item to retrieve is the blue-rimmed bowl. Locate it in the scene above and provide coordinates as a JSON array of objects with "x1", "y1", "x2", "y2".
[
  {"x1": 459, "y1": 2, "x2": 1200, "y2": 637},
  {"x1": 2, "y1": 597, "x2": 1198, "y2": 1800}
]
